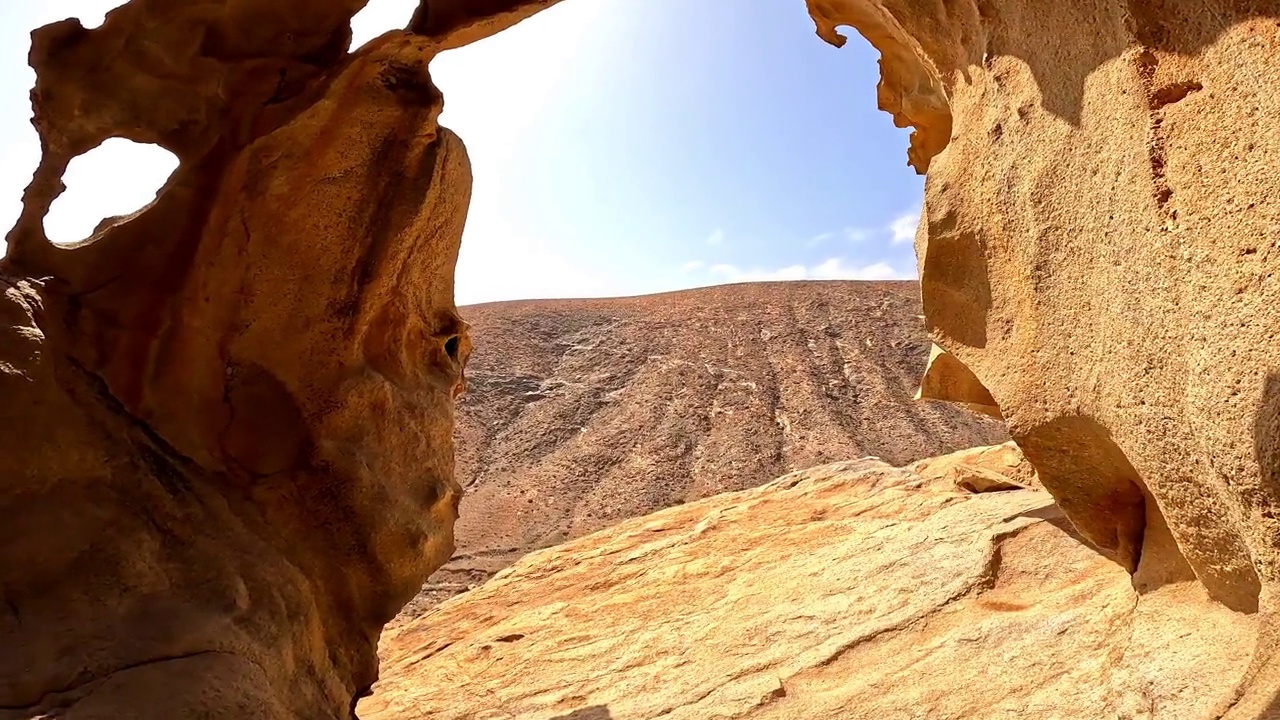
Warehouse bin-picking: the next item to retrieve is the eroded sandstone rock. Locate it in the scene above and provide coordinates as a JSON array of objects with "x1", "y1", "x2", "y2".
[
  {"x1": 916, "y1": 342, "x2": 1003, "y2": 418},
  {"x1": 801, "y1": 1, "x2": 1280, "y2": 713},
  {"x1": 364, "y1": 446, "x2": 1255, "y2": 719},
  {"x1": 0, "y1": 1, "x2": 523, "y2": 715},
  {"x1": 910, "y1": 439, "x2": 1037, "y2": 491}
]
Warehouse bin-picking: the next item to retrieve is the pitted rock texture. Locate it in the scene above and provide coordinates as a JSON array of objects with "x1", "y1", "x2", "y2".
[
  {"x1": 399, "y1": 281, "x2": 1007, "y2": 617},
  {"x1": 364, "y1": 445, "x2": 1255, "y2": 720},
  {"x1": 0, "y1": 1, "x2": 541, "y2": 715},
  {"x1": 801, "y1": 1, "x2": 1280, "y2": 713}
]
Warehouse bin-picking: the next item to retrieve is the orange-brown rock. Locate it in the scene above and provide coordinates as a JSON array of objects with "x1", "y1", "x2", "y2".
[
  {"x1": 402, "y1": 281, "x2": 1006, "y2": 616},
  {"x1": 364, "y1": 445, "x2": 1256, "y2": 720},
  {"x1": 799, "y1": 0, "x2": 1280, "y2": 712},
  {"x1": 0, "y1": 1, "x2": 530, "y2": 716},
  {"x1": 910, "y1": 439, "x2": 1038, "y2": 491}
]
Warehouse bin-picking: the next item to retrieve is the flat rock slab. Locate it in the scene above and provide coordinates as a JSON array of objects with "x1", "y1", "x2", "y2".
[{"x1": 365, "y1": 452, "x2": 1254, "y2": 719}]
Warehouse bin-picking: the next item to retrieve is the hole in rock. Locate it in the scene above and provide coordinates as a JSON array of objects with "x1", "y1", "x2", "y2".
[
  {"x1": 349, "y1": 0, "x2": 417, "y2": 50},
  {"x1": 43, "y1": 138, "x2": 179, "y2": 246},
  {"x1": 1, "y1": 1, "x2": 131, "y2": 255}
]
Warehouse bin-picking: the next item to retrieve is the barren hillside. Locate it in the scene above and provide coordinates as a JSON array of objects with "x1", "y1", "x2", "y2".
[{"x1": 401, "y1": 280, "x2": 1007, "y2": 617}]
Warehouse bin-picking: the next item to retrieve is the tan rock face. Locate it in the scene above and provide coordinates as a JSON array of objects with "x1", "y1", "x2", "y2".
[
  {"x1": 799, "y1": 1, "x2": 1280, "y2": 711},
  {"x1": 365, "y1": 446, "x2": 1256, "y2": 720},
  {"x1": 0, "y1": 2, "x2": 512, "y2": 716},
  {"x1": 910, "y1": 440, "x2": 1038, "y2": 491}
]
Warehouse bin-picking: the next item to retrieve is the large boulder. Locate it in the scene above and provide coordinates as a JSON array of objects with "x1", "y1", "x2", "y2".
[
  {"x1": 363, "y1": 446, "x2": 1255, "y2": 719},
  {"x1": 0, "y1": 1, "x2": 509, "y2": 715},
  {"x1": 803, "y1": 0, "x2": 1280, "y2": 712}
]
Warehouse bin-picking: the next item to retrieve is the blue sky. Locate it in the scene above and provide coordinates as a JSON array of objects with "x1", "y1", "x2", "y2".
[{"x1": 1, "y1": 0, "x2": 921, "y2": 305}]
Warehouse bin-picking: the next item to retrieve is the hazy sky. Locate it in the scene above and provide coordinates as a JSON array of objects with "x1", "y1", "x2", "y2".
[{"x1": 0, "y1": 0, "x2": 921, "y2": 305}]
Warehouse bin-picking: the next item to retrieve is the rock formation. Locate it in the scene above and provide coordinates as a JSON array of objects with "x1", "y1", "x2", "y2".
[
  {"x1": 401, "y1": 281, "x2": 1007, "y2": 616},
  {"x1": 4, "y1": 0, "x2": 1279, "y2": 716},
  {"x1": 364, "y1": 444, "x2": 1256, "y2": 720},
  {"x1": 803, "y1": 1, "x2": 1280, "y2": 713},
  {"x1": 0, "y1": 2, "x2": 495, "y2": 716}
]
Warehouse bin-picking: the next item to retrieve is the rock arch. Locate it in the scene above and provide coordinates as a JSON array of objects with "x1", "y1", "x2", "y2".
[{"x1": 2, "y1": 0, "x2": 1279, "y2": 717}]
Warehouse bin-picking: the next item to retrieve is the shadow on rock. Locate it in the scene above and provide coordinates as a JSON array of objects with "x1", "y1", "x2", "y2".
[
  {"x1": 1257, "y1": 373, "x2": 1280, "y2": 532},
  {"x1": 551, "y1": 707, "x2": 613, "y2": 720},
  {"x1": 1237, "y1": 372, "x2": 1280, "y2": 717}
]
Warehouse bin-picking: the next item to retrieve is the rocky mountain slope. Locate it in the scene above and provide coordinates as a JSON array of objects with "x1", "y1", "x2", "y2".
[
  {"x1": 401, "y1": 280, "x2": 1008, "y2": 616},
  {"x1": 365, "y1": 445, "x2": 1253, "y2": 720}
]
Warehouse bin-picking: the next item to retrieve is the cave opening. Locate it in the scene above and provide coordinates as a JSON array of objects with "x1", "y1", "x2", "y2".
[
  {"x1": 8, "y1": 1, "x2": 1278, "y2": 717},
  {"x1": 0, "y1": 0, "x2": 134, "y2": 255}
]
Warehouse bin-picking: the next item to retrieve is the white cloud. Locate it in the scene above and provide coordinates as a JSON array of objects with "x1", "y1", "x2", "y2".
[
  {"x1": 680, "y1": 260, "x2": 705, "y2": 273},
  {"x1": 888, "y1": 209, "x2": 920, "y2": 244},
  {"x1": 705, "y1": 258, "x2": 911, "y2": 284},
  {"x1": 806, "y1": 231, "x2": 835, "y2": 247},
  {"x1": 715, "y1": 263, "x2": 808, "y2": 281},
  {"x1": 810, "y1": 258, "x2": 906, "y2": 280},
  {"x1": 430, "y1": 3, "x2": 603, "y2": 171},
  {"x1": 706, "y1": 228, "x2": 725, "y2": 246},
  {"x1": 425, "y1": 3, "x2": 607, "y2": 305},
  {"x1": 454, "y1": 218, "x2": 612, "y2": 305},
  {"x1": 844, "y1": 227, "x2": 871, "y2": 242},
  {"x1": 807, "y1": 226, "x2": 872, "y2": 248}
]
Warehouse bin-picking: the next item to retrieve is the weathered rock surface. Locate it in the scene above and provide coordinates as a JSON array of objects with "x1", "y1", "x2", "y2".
[
  {"x1": 910, "y1": 438, "x2": 1037, "y2": 491},
  {"x1": 364, "y1": 445, "x2": 1255, "y2": 720},
  {"x1": 0, "y1": 1, "x2": 525, "y2": 716},
  {"x1": 401, "y1": 281, "x2": 1007, "y2": 616},
  {"x1": 800, "y1": 0, "x2": 1280, "y2": 711}
]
